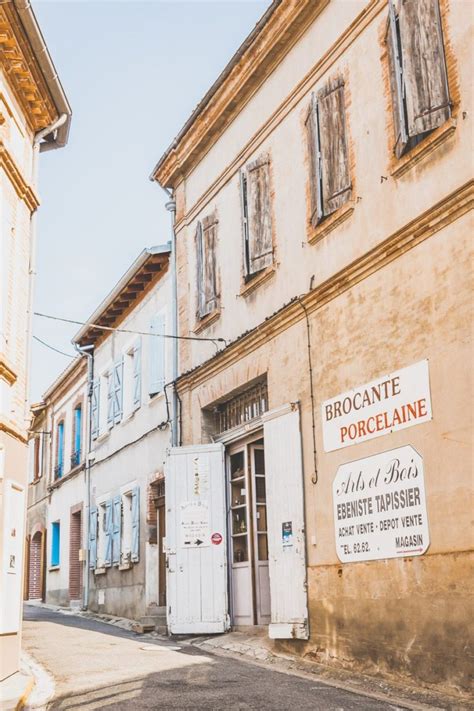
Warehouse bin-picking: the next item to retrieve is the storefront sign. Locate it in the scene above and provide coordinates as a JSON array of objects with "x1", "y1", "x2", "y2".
[
  {"x1": 333, "y1": 445, "x2": 430, "y2": 563},
  {"x1": 180, "y1": 501, "x2": 210, "y2": 548},
  {"x1": 322, "y1": 360, "x2": 432, "y2": 452}
]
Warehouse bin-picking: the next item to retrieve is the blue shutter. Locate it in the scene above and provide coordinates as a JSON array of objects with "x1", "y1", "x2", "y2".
[
  {"x1": 149, "y1": 314, "x2": 165, "y2": 396},
  {"x1": 104, "y1": 500, "x2": 113, "y2": 566},
  {"x1": 107, "y1": 373, "x2": 114, "y2": 428},
  {"x1": 112, "y1": 496, "x2": 122, "y2": 566},
  {"x1": 91, "y1": 381, "x2": 100, "y2": 440},
  {"x1": 74, "y1": 406, "x2": 82, "y2": 459},
  {"x1": 131, "y1": 487, "x2": 140, "y2": 562},
  {"x1": 89, "y1": 506, "x2": 97, "y2": 569},
  {"x1": 133, "y1": 339, "x2": 142, "y2": 410},
  {"x1": 57, "y1": 422, "x2": 64, "y2": 477},
  {"x1": 113, "y1": 359, "x2": 124, "y2": 424},
  {"x1": 51, "y1": 522, "x2": 60, "y2": 567}
]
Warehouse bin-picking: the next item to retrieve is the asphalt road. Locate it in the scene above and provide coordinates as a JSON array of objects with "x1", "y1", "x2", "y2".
[{"x1": 23, "y1": 605, "x2": 400, "y2": 710}]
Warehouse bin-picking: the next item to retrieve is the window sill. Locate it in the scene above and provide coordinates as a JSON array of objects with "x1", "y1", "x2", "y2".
[
  {"x1": 308, "y1": 201, "x2": 354, "y2": 246},
  {"x1": 149, "y1": 390, "x2": 165, "y2": 404},
  {"x1": 96, "y1": 430, "x2": 111, "y2": 444},
  {"x1": 119, "y1": 562, "x2": 132, "y2": 571},
  {"x1": 49, "y1": 566, "x2": 60, "y2": 572},
  {"x1": 391, "y1": 118, "x2": 457, "y2": 179},
  {"x1": 193, "y1": 308, "x2": 220, "y2": 334},
  {"x1": 94, "y1": 567, "x2": 107, "y2": 575},
  {"x1": 239, "y1": 265, "x2": 275, "y2": 298}
]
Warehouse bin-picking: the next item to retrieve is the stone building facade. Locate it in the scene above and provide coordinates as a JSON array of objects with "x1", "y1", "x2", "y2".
[
  {"x1": 0, "y1": 0, "x2": 71, "y2": 680},
  {"x1": 152, "y1": 0, "x2": 473, "y2": 694}
]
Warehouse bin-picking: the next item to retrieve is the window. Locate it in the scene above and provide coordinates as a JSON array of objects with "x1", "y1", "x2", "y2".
[
  {"x1": 91, "y1": 380, "x2": 100, "y2": 440},
  {"x1": 121, "y1": 486, "x2": 140, "y2": 565},
  {"x1": 305, "y1": 78, "x2": 351, "y2": 226},
  {"x1": 55, "y1": 420, "x2": 65, "y2": 479},
  {"x1": 51, "y1": 521, "x2": 60, "y2": 567},
  {"x1": 387, "y1": 0, "x2": 450, "y2": 158},
  {"x1": 149, "y1": 314, "x2": 165, "y2": 397},
  {"x1": 241, "y1": 155, "x2": 273, "y2": 278},
  {"x1": 33, "y1": 435, "x2": 42, "y2": 481},
  {"x1": 106, "y1": 360, "x2": 123, "y2": 429},
  {"x1": 195, "y1": 215, "x2": 218, "y2": 319},
  {"x1": 72, "y1": 405, "x2": 82, "y2": 467},
  {"x1": 124, "y1": 340, "x2": 142, "y2": 416}
]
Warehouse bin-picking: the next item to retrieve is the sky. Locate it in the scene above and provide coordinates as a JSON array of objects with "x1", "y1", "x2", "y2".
[{"x1": 30, "y1": 0, "x2": 270, "y2": 401}]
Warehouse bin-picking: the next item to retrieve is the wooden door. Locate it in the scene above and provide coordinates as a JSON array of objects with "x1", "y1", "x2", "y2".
[
  {"x1": 69, "y1": 510, "x2": 83, "y2": 601},
  {"x1": 157, "y1": 499, "x2": 166, "y2": 606},
  {"x1": 250, "y1": 444, "x2": 271, "y2": 625},
  {"x1": 28, "y1": 532, "x2": 42, "y2": 600}
]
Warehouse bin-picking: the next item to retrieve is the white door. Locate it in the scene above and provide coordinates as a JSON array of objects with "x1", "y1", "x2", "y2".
[
  {"x1": 165, "y1": 443, "x2": 229, "y2": 634},
  {"x1": 263, "y1": 403, "x2": 309, "y2": 640}
]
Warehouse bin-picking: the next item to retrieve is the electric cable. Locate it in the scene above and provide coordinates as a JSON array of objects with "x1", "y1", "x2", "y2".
[{"x1": 33, "y1": 334, "x2": 76, "y2": 359}]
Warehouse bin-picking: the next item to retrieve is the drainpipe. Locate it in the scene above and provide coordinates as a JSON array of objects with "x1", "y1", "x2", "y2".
[
  {"x1": 34, "y1": 113, "x2": 68, "y2": 153},
  {"x1": 74, "y1": 343, "x2": 94, "y2": 610},
  {"x1": 165, "y1": 195, "x2": 179, "y2": 447}
]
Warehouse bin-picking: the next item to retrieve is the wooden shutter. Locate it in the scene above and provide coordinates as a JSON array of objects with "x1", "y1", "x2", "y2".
[
  {"x1": 398, "y1": 0, "x2": 450, "y2": 137},
  {"x1": 149, "y1": 313, "x2": 165, "y2": 395},
  {"x1": 112, "y1": 496, "x2": 122, "y2": 566},
  {"x1": 133, "y1": 339, "x2": 142, "y2": 410},
  {"x1": 305, "y1": 93, "x2": 323, "y2": 226},
  {"x1": 104, "y1": 500, "x2": 113, "y2": 566},
  {"x1": 91, "y1": 380, "x2": 100, "y2": 440},
  {"x1": 89, "y1": 507, "x2": 97, "y2": 569},
  {"x1": 113, "y1": 359, "x2": 123, "y2": 424},
  {"x1": 201, "y1": 216, "x2": 218, "y2": 316},
  {"x1": 195, "y1": 221, "x2": 205, "y2": 318},
  {"x1": 107, "y1": 373, "x2": 114, "y2": 428},
  {"x1": 317, "y1": 79, "x2": 351, "y2": 216},
  {"x1": 246, "y1": 157, "x2": 273, "y2": 275},
  {"x1": 387, "y1": 0, "x2": 409, "y2": 158},
  {"x1": 131, "y1": 486, "x2": 140, "y2": 562}
]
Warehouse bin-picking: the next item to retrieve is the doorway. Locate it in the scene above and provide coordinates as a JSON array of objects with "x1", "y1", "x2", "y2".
[
  {"x1": 157, "y1": 496, "x2": 166, "y2": 607},
  {"x1": 69, "y1": 509, "x2": 82, "y2": 601},
  {"x1": 228, "y1": 436, "x2": 270, "y2": 626},
  {"x1": 28, "y1": 531, "x2": 44, "y2": 600}
]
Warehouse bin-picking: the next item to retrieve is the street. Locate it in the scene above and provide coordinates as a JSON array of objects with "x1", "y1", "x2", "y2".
[{"x1": 23, "y1": 606, "x2": 398, "y2": 710}]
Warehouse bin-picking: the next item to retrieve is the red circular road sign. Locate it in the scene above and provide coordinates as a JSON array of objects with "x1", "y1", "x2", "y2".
[{"x1": 211, "y1": 532, "x2": 223, "y2": 545}]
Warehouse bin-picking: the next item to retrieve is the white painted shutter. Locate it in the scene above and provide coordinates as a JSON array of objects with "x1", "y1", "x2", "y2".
[
  {"x1": 104, "y1": 500, "x2": 113, "y2": 566},
  {"x1": 165, "y1": 443, "x2": 229, "y2": 634},
  {"x1": 91, "y1": 380, "x2": 100, "y2": 440},
  {"x1": 107, "y1": 373, "x2": 114, "y2": 429},
  {"x1": 131, "y1": 486, "x2": 140, "y2": 562},
  {"x1": 133, "y1": 338, "x2": 142, "y2": 410},
  {"x1": 89, "y1": 506, "x2": 98, "y2": 569},
  {"x1": 263, "y1": 403, "x2": 309, "y2": 640},
  {"x1": 113, "y1": 359, "x2": 123, "y2": 424}
]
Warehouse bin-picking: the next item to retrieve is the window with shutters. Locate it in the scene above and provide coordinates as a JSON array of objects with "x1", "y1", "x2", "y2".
[
  {"x1": 195, "y1": 214, "x2": 219, "y2": 321},
  {"x1": 241, "y1": 154, "x2": 274, "y2": 282},
  {"x1": 305, "y1": 77, "x2": 352, "y2": 229},
  {"x1": 119, "y1": 485, "x2": 140, "y2": 567},
  {"x1": 123, "y1": 339, "x2": 141, "y2": 417},
  {"x1": 51, "y1": 521, "x2": 60, "y2": 568},
  {"x1": 54, "y1": 420, "x2": 65, "y2": 480},
  {"x1": 386, "y1": 0, "x2": 451, "y2": 159}
]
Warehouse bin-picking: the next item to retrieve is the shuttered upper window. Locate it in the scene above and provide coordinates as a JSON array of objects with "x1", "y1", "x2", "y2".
[
  {"x1": 195, "y1": 214, "x2": 218, "y2": 319},
  {"x1": 387, "y1": 0, "x2": 451, "y2": 159},
  {"x1": 241, "y1": 155, "x2": 273, "y2": 278},
  {"x1": 305, "y1": 78, "x2": 351, "y2": 226}
]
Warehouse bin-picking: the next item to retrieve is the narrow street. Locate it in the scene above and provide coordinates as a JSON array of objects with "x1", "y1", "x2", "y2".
[{"x1": 23, "y1": 606, "x2": 398, "y2": 710}]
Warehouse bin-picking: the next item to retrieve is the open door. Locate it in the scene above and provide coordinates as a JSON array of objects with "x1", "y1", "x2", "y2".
[
  {"x1": 165, "y1": 443, "x2": 229, "y2": 634},
  {"x1": 263, "y1": 403, "x2": 309, "y2": 640}
]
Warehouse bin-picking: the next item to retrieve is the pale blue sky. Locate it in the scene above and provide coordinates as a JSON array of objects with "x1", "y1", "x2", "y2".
[{"x1": 31, "y1": 0, "x2": 270, "y2": 401}]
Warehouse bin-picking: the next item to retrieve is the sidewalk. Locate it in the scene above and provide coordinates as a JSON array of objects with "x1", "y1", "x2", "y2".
[{"x1": 0, "y1": 668, "x2": 34, "y2": 711}]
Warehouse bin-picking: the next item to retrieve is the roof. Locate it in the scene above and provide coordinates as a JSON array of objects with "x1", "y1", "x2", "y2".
[{"x1": 74, "y1": 244, "x2": 171, "y2": 348}]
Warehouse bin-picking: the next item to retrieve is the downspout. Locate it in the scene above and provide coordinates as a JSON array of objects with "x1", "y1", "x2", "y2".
[
  {"x1": 23, "y1": 144, "x2": 39, "y2": 430},
  {"x1": 74, "y1": 343, "x2": 94, "y2": 611},
  {"x1": 165, "y1": 194, "x2": 179, "y2": 447},
  {"x1": 34, "y1": 113, "x2": 68, "y2": 153}
]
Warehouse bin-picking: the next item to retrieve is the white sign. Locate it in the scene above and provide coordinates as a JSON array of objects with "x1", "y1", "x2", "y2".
[
  {"x1": 322, "y1": 360, "x2": 432, "y2": 452},
  {"x1": 0, "y1": 480, "x2": 25, "y2": 634},
  {"x1": 333, "y1": 445, "x2": 429, "y2": 563},
  {"x1": 180, "y1": 500, "x2": 210, "y2": 548}
]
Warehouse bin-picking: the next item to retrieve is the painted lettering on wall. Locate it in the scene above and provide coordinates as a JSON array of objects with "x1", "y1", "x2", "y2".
[
  {"x1": 322, "y1": 360, "x2": 432, "y2": 452},
  {"x1": 332, "y1": 445, "x2": 430, "y2": 563}
]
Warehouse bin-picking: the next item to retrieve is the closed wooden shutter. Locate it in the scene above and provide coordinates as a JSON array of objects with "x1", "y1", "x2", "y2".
[
  {"x1": 387, "y1": 0, "x2": 409, "y2": 158},
  {"x1": 317, "y1": 79, "x2": 351, "y2": 216},
  {"x1": 245, "y1": 157, "x2": 273, "y2": 275},
  {"x1": 133, "y1": 339, "x2": 142, "y2": 410},
  {"x1": 91, "y1": 380, "x2": 100, "y2": 439},
  {"x1": 112, "y1": 496, "x2": 122, "y2": 565},
  {"x1": 69, "y1": 510, "x2": 83, "y2": 601},
  {"x1": 104, "y1": 500, "x2": 113, "y2": 566},
  {"x1": 305, "y1": 93, "x2": 322, "y2": 226},
  {"x1": 196, "y1": 218, "x2": 218, "y2": 318},
  {"x1": 107, "y1": 373, "x2": 114, "y2": 428},
  {"x1": 89, "y1": 506, "x2": 97, "y2": 569},
  {"x1": 398, "y1": 0, "x2": 450, "y2": 137},
  {"x1": 113, "y1": 359, "x2": 123, "y2": 424},
  {"x1": 195, "y1": 221, "x2": 205, "y2": 317},
  {"x1": 131, "y1": 487, "x2": 140, "y2": 563}
]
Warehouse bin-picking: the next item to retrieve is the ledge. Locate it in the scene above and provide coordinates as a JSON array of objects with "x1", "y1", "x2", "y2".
[
  {"x1": 119, "y1": 562, "x2": 132, "y2": 571},
  {"x1": 308, "y1": 202, "x2": 355, "y2": 246},
  {"x1": 193, "y1": 309, "x2": 221, "y2": 334},
  {"x1": 0, "y1": 353, "x2": 17, "y2": 385},
  {"x1": 239, "y1": 265, "x2": 276, "y2": 298},
  {"x1": 391, "y1": 119, "x2": 457, "y2": 179},
  {"x1": 94, "y1": 567, "x2": 106, "y2": 576},
  {"x1": 0, "y1": 416, "x2": 27, "y2": 443},
  {"x1": 48, "y1": 566, "x2": 60, "y2": 572}
]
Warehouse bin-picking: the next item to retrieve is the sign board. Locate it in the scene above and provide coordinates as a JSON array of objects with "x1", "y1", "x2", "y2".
[
  {"x1": 0, "y1": 480, "x2": 25, "y2": 634},
  {"x1": 180, "y1": 500, "x2": 210, "y2": 548},
  {"x1": 333, "y1": 445, "x2": 430, "y2": 563},
  {"x1": 322, "y1": 360, "x2": 432, "y2": 452}
]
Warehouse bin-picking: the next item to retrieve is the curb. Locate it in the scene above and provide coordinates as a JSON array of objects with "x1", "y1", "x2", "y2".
[
  {"x1": 14, "y1": 678, "x2": 34, "y2": 711},
  {"x1": 20, "y1": 652, "x2": 55, "y2": 711}
]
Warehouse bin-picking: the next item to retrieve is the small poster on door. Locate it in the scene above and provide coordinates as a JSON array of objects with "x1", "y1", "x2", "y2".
[
  {"x1": 282, "y1": 521, "x2": 293, "y2": 548},
  {"x1": 180, "y1": 501, "x2": 210, "y2": 548}
]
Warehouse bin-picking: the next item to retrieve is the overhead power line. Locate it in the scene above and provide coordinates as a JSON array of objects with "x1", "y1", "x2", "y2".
[
  {"x1": 33, "y1": 334, "x2": 76, "y2": 359},
  {"x1": 33, "y1": 311, "x2": 227, "y2": 347}
]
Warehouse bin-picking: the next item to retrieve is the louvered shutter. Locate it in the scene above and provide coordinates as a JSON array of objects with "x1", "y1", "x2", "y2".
[
  {"x1": 112, "y1": 496, "x2": 122, "y2": 566},
  {"x1": 317, "y1": 79, "x2": 351, "y2": 216},
  {"x1": 387, "y1": 0, "x2": 409, "y2": 158},
  {"x1": 131, "y1": 486, "x2": 140, "y2": 562},
  {"x1": 89, "y1": 506, "x2": 97, "y2": 569},
  {"x1": 91, "y1": 380, "x2": 100, "y2": 440},
  {"x1": 149, "y1": 313, "x2": 165, "y2": 396},
  {"x1": 246, "y1": 158, "x2": 273, "y2": 275},
  {"x1": 104, "y1": 500, "x2": 113, "y2": 566},
  {"x1": 305, "y1": 93, "x2": 323, "y2": 226},
  {"x1": 202, "y1": 218, "x2": 218, "y2": 316},
  {"x1": 113, "y1": 359, "x2": 123, "y2": 424},
  {"x1": 195, "y1": 221, "x2": 205, "y2": 318},
  {"x1": 398, "y1": 0, "x2": 450, "y2": 137},
  {"x1": 133, "y1": 339, "x2": 142, "y2": 410},
  {"x1": 107, "y1": 373, "x2": 114, "y2": 429}
]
